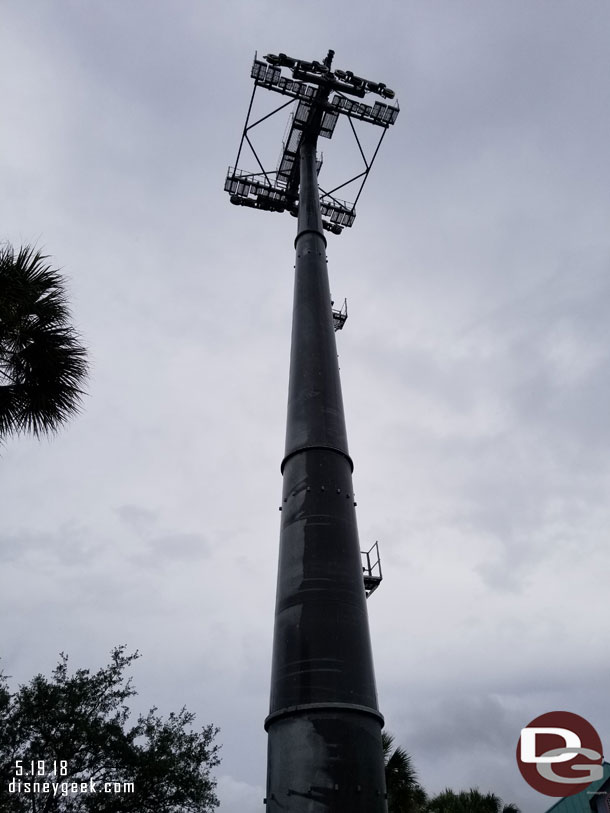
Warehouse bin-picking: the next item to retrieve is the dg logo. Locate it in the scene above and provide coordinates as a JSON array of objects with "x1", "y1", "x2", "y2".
[{"x1": 516, "y1": 711, "x2": 604, "y2": 797}]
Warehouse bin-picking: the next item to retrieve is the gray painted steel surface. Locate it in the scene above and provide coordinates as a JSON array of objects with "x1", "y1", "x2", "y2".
[{"x1": 265, "y1": 133, "x2": 388, "y2": 812}]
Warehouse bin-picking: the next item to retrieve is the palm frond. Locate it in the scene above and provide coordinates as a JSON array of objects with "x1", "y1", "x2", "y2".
[
  {"x1": 0, "y1": 243, "x2": 88, "y2": 440},
  {"x1": 382, "y1": 731, "x2": 395, "y2": 762},
  {"x1": 427, "y1": 787, "x2": 521, "y2": 813},
  {"x1": 383, "y1": 730, "x2": 427, "y2": 812}
]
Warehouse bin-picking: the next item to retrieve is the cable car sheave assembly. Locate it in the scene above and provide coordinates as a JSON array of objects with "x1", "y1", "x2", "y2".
[{"x1": 225, "y1": 49, "x2": 399, "y2": 234}]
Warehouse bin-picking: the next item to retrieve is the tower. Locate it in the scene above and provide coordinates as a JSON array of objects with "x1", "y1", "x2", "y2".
[{"x1": 225, "y1": 49, "x2": 399, "y2": 812}]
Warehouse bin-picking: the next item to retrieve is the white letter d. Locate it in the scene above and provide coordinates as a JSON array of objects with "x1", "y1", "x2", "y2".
[{"x1": 521, "y1": 727, "x2": 581, "y2": 763}]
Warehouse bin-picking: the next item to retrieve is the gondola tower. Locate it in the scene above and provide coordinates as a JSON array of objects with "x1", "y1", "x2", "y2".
[{"x1": 225, "y1": 49, "x2": 399, "y2": 812}]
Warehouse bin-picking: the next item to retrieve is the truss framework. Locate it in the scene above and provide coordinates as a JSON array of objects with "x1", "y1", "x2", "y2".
[{"x1": 225, "y1": 54, "x2": 399, "y2": 235}]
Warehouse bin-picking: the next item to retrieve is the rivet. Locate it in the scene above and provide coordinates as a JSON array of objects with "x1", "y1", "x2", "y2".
[
  {"x1": 354, "y1": 502, "x2": 357, "y2": 506},
  {"x1": 307, "y1": 486, "x2": 311, "y2": 491},
  {"x1": 336, "y1": 488, "x2": 341, "y2": 494},
  {"x1": 292, "y1": 491, "x2": 296, "y2": 496},
  {"x1": 283, "y1": 497, "x2": 287, "y2": 502},
  {"x1": 321, "y1": 486, "x2": 325, "y2": 491}
]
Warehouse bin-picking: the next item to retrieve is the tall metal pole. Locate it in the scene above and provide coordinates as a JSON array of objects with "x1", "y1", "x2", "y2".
[{"x1": 264, "y1": 110, "x2": 388, "y2": 809}]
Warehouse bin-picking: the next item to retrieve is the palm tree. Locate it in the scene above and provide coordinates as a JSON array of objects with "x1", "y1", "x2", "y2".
[
  {"x1": 426, "y1": 788, "x2": 520, "y2": 813},
  {"x1": 0, "y1": 243, "x2": 88, "y2": 441},
  {"x1": 383, "y1": 731, "x2": 428, "y2": 813}
]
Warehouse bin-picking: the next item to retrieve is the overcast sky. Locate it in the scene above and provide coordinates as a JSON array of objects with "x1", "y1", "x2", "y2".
[{"x1": 2, "y1": 2, "x2": 610, "y2": 811}]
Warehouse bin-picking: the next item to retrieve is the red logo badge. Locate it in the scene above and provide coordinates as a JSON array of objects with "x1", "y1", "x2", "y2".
[{"x1": 516, "y1": 711, "x2": 603, "y2": 797}]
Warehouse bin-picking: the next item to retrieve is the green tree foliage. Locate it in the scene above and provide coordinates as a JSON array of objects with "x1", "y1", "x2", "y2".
[
  {"x1": 383, "y1": 731, "x2": 428, "y2": 813},
  {"x1": 0, "y1": 647, "x2": 220, "y2": 812},
  {"x1": 382, "y1": 732, "x2": 521, "y2": 813},
  {"x1": 0, "y1": 243, "x2": 88, "y2": 441},
  {"x1": 426, "y1": 787, "x2": 520, "y2": 813}
]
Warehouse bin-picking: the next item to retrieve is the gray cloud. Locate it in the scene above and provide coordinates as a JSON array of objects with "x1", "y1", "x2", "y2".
[{"x1": 2, "y1": 2, "x2": 610, "y2": 811}]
